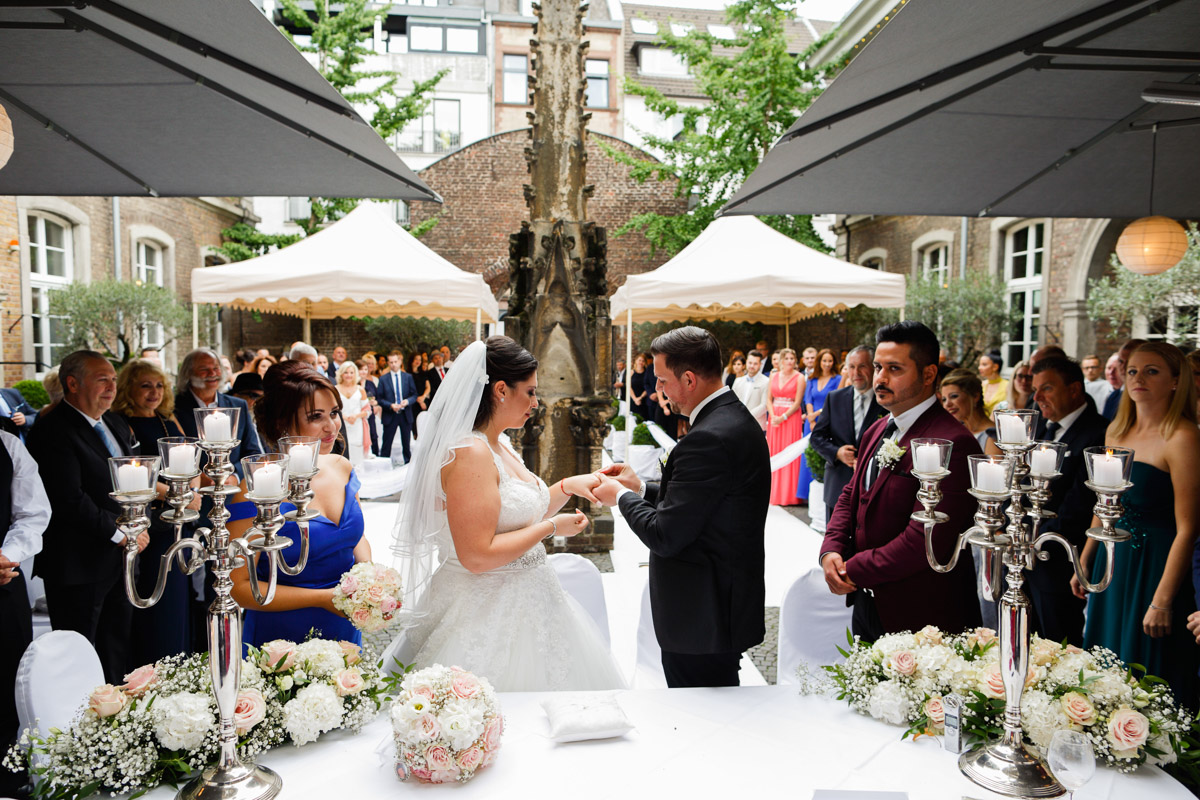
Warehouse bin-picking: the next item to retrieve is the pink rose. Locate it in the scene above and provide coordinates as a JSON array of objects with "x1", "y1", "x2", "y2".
[
  {"x1": 374, "y1": 564, "x2": 388, "y2": 581},
  {"x1": 967, "y1": 627, "x2": 997, "y2": 649},
  {"x1": 122, "y1": 665, "x2": 158, "y2": 697},
  {"x1": 890, "y1": 650, "x2": 917, "y2": 677},
  {"x1": 381, "y1": 596, "x2": 398, "y2": 614},
  {"x1": 413, "y1": 685, "x2": 435, "y2": 700},
  {"x1": 1064, "y1": 644, "x2": 1084, "y2": 654},
  {"x1": 351, "y1": 607, "x2": 372, "y2": 626},
  {"x1": 914, "y1": 625, "x2": 943, "y2": 646},
  {"x1": 1107, "y1": 708, "x2": 1150, "y2": 758},
  {"x1": 234, "y1": 689, "x2": 266, "y2": 735},
  {"x1": 338, "y1": 640, "x2": 362, "y2": 665},
  {"x1": 451, "y1": 672, "x2": 481, "y2": 699},
  {"x1": 410, "y1": 766, "x2": 432, "y2": 782},
  {"x1": 334, "y1": 667, "x2": 365, "y2": 697},
  {"x1": 339, "y1": 574, "x2": 359, "y2": 596},
  {"x1": 417, "y1": 713, "x2": 441, "y2": 740},
  {"x1": 259, "y1": 640, "x2": 297, "y2": 673},
  {"x1": 924, "y1": 696, "x2": 945, "y2": 728},
  {"x1": 365, "y1": 584, "x2": 386, "y2": 606},
  {"x1": 88, "y1": 684, "x2": 128, "y2": 718},
  {"x1": 429, "y1": 768, "x2": 460, "y2": 784},
  {"x1": 981, "y1": 665, "x2": 1006, "y2": 699},
  {"x1": 483, "y1": 716, "x2": 504, "y2": 751},
  {"x1": 1061, "y1": 692, "x2": 1097, "y2": 728},
  {"x1": 456, "y1": 745, "x2": 485, "y2": 772},
  {"x1": 425, "y1": 745, "x2": 455, "y2": 772}
]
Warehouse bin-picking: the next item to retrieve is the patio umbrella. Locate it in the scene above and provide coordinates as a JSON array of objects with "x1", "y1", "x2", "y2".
[
  {"x1": 0, "y1": 0, "x2": 438, "y2": 201},
  {"x1": 722, "y1": 0, "x2": 1200, "y2": 219}
]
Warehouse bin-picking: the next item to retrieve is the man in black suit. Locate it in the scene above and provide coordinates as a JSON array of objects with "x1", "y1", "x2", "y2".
[
  {"x1": 377, "y1": 350, "x2": 417, "y2": 464},
  {"x1": 1028, "y1": 356, "x2": 1110, "y2": 645},
  {"x1": 426, "y1": 351, "x2": 447, "y2": 406},
  {"x1": 810, "y1": 345, "x2": 884, "y2": 526},
  {"x1": 27, "y1": 350, "x2": 149, "y2": 682},
  {"x1": 173, "y1": 348, "x2": 263, "y2": 480},
  {"x1": 0, "y1": 387, "x2": 36, "y2": 440},
  {"x1": 1101, "y1": 338, "x2": 1146, "y2": 420},
  {"x1": 595, "y1": 326, "x2": 770, "y2": 688}
]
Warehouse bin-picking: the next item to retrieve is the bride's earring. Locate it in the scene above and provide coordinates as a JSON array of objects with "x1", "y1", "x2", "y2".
[{"x1": 500, "y1": 396, "x2": 506, "y2": 403}]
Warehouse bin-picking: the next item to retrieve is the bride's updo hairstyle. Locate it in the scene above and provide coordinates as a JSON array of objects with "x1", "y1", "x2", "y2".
[
  {"x1": 255, "y1": 360, "x2": 344, "y2": 450},
  {"x1": 474, "y1": 335, "x2": 538, "y2": 428}
]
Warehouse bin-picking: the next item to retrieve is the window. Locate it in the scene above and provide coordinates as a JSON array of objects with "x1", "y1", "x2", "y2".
[
  {"x1": 585, "y1": 59, "x2": 609, "y2": 108},
  {"x1": 27, "y1": 212, "x2": 73, "y2": 371},
  {"x1": 502, "y1": 54, "x2": 529, "y2": 104},
  {"x1": 921, "y1": 243, "x2": 950, "y2": 287},
  {"x1": 630, "y1": 18, "x2": 658, "y2": 35},
  {"x1": 1146, "y1": 304, "x2": 1200, "y2": 349},
  {"x1": 445, "y1": 27, "x2": 478, "y2": 53},
  {"x1": 669, "y1": 22, "x2": 694, "y2": 37},
  {"x1": 519, "y1": 0, "x2": 535, "y2": 17},
  {"x1": 287, "y1": 196, "x2": 312, "y2": 222},
  {"x1": 135, "y1": 240, "x2": 165, "y2": 350},
  {"x1": 408, "y1": 24, "x2": 481, "y2": 54},
  {"x1": 433, "y1": 99, "x2": 460, "y2": 153},
  {"x1": 30, "y1": 286, "x2": 68, "y2": 372},
  {"x1": 861, "y1": 257, "x2": 883, "y2": 270},
  {"x1": 409, "y1": 25, "x2": 442, "y2": 51},
  {"x1": 639, "y1": 46, "x2": 688, "y2": 77},
  {"x1": 707, "y1": 24, "x2": 735, "y2": 39},
  {"x1": 1004, "y1": 221, "x2": 1046, "y2": 367},
  {"x1": 28, "y1": 213, "x2": 71, "y2": 281}
]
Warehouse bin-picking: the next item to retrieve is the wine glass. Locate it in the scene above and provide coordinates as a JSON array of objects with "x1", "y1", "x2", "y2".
[{"x1": 1047, "y1": 729, "x2": 1096, "y2": 799}]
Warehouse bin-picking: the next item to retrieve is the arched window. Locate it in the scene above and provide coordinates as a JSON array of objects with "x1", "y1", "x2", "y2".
[
  {"x1": 26, "y1": 212, "x2": 74, "y2": 371},
  {"x1": 1003, "y1": 221, "x2": 1047, "y2": 367},
  {"x1": 921, "y1": 243, "x2": 951, "y2": 287}
]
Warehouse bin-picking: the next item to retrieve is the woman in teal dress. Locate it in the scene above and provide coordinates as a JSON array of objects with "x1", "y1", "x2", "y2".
[
  {"x1": 228, "y1": 361, "x2": 371, "y2": 649},
  {"x1": 796, "y1": 349, "x2": 841, "y2": 500},
  {"x1": 1075, "y1": 342, "x2": 1200, "y2": 709}
]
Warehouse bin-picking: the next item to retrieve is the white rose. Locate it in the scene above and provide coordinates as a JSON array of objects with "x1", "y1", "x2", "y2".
[
  {"x1": 867, "y1": 680, "x2": 913, "y2": 726},
  {"x1": 295, "y1": 640, "x2": 347, "y2": 678},
  {"x1": 154, "y1": 692, "x2": 214, "y2": 751},
  {"x1": 283, "y1": 683, "x2": 345, "y2": 746}
]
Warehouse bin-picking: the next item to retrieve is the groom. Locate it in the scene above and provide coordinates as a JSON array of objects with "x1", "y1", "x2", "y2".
[{"x1": 595, "y1": 326, "x2": 770, "y2": 688}]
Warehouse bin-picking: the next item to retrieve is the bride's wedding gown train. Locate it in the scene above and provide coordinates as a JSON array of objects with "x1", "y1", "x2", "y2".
[{"x1": 393, "y1": 433, "x2": 626, "y2": 691}]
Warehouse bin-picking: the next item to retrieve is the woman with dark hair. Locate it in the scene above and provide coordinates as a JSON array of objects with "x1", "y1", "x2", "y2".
[
  {"x1": 978, "y1": 350, "x2": 1009, "y2": 415},
  {"x1": 796, "y1": 348, "x2": 841, "y2": 501},
  {"x1": 724, "y1": 353, "x2": 746, "y2": 389},
  {"x1": 409, "y1": 351, "x2": 432, "y2": 437},
  {"x1": 226, "y1": 361, "x2": 371, "y2": 649},
  {"x1": 629, "y1": 353, "x2": 651, "y2": 419},
  {"x1": 386, "y1": 336, "x2": 626, "y2": 690}
]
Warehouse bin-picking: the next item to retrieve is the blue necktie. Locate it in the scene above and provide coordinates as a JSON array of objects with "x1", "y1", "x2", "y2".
[{"x1": 94, "y1": 421, "x2": 121, "y2": 457}]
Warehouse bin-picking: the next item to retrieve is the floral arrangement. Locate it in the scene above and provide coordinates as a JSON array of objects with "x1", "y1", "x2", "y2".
[
  {"x1": 875, "y1": 439, "x2": 906, "y2": 470},
  {"x1": 391, "y1": 664, "x2": 503, "y2": 784},
  {"x1": 819, "y1": 626, "x2": 1193, "y2": 773},
  {"x1": 5, "y1": 638, "x2": 384, "y2": 799},
  {"x1": 332, "y1": 562, "x2": 403, "y2": 633}
]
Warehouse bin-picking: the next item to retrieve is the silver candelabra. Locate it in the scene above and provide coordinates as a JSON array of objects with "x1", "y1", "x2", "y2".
[
  {"x1": 107, "y1": 409, "x2": 319, "y2": 800},
  {"x1": 908, "y1": 409, "x2": 1133, "y2": 798}
]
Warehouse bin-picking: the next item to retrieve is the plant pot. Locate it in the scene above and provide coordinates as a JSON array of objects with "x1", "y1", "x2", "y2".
[
  {"x1": 603, "y1": 427, "x2": 614, "y2": 452},
  {"x1": 612, "y1": 430, "x2": 628, "y2": 462},
  {"x1": 628, "y1": 444, "x2": 664, "y2": 480},
  {"x1": 808, "y1": 479, "x2": 826, "y2": 533}
]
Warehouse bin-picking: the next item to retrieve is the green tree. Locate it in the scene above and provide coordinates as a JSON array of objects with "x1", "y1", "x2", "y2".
[
  {"x1": 50, "y1": 279, "x2": 193, "y2": 364},
  {"x1": 362, "y1": 317, "x2": 473, "y2": 357},
  {"x1": 601, "y1": 0, "x2": 848, "y2": 256},
  {"x1": 1086, "y1": 223, "x2": 1200, "y2": 346},
  {"x1": 904, "y1": 271, "x2": 1018, "y2": 366}
]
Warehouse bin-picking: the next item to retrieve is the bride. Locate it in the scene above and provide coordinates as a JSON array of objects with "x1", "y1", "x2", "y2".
[{"x1": 385, "y1": 336, "x2": 626, "y2": 691}]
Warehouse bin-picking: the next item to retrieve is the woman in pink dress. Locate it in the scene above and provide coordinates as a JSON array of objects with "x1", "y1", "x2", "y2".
[{"x1": 767, "y1": 348, "x2": 806, "y2": 505}]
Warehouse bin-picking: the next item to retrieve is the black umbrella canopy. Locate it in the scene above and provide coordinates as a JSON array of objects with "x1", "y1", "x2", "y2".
[
  {"x1": 722, "y1": 0, "x2": 1200, "y2": 220},
  {"x1": 0, "y1": 0, "x2": 440, "y2": 202}
]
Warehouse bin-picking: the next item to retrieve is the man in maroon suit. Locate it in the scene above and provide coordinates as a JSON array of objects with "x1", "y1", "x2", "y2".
[{"x1": 820, "y1": 321, "x2": 982, "y2": 641}]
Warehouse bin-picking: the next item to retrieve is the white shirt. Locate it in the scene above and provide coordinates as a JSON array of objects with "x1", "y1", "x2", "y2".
[
  {"x1": 732, "y1": 373, "x2": 769, "y2": 430},
  {"x1": 1085, "y1": 379, "x2": 1112, "y2": 411},
  {"x1": 1046, "y1": 402, "x2": 1086, "y2": 442},
  {"x1": 190, "y1": 390, "x2": 219, "y2": 409},
  {"x1": 65, "y1": 400, "x2": 128, "y2": 544},
  {"x1": 0, "y1": 431, "x2": 50, "y2": 564},
  {"x1": 888, "y1": 393, "x2": 939, "y2": 439}
]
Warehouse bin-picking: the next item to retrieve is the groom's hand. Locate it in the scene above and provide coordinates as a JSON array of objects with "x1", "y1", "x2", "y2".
[
  {"x1": 821, "y1": 553, "x2": 857, "y2": 595},
  {"x1": 596, "y1": 463, "x2": 640, "y2": 493},
  {"x1": 593, "y1": 476, "x2": 625, "y2": 507}
]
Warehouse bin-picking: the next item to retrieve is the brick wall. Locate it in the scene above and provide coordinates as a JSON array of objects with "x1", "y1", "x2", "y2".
[{"x1": 0, "y1": 196, "x2": 20, "y2": 386}]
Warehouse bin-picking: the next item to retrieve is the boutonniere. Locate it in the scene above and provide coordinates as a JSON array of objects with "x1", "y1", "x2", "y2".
[{"x1": 876, "y1": 439, "x2": 907, "y2": 471}]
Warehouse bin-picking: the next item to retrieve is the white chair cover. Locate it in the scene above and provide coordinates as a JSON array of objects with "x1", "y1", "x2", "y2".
[
  {"x1": 16, "y1": 631, "x2": 104, "y2": 741},
  {"x1": 634, "y1": 579, "x2": 666, "y2": 688},
  {"x1": 777, "y1": 569, "x2": 854, "y2": 685},
  {"x1": 547, "y1": 553, "x2": 611, "y2": 648}
]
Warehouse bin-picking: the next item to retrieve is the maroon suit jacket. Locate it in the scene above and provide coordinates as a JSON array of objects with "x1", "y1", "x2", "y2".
[{"x1": 820, "y1": 400, "x2": 983, "y2": 634}]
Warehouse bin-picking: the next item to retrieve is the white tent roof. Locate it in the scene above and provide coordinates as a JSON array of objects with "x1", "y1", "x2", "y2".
[
  {"x1": 192, "y1": 204, "x2": 499, "y2": 323},
  {"x1": 610, "y1": 216, "x2": 905, "y2": 324}
]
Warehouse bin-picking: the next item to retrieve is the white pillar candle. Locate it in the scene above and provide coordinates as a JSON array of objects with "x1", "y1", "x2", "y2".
[
  {"x1": 976, "y1": 461, "x2": 1008, "y2": 493},
  {"x1": 913, "y1": 444, "x2": 941, "y2": 473},
  {"x1": 996, "y1": 415, "x2": 1028, "y2": 443},
  {"x1": 287, "y1": 444, "x2": 315, "y2": 476},
  {"x1": 203, "y1": 412, "x2": 233, "y2": 442},
  {"x1": 117, "y1": 463, "x2": 150, "y2": 492},
  {"x1": 1091, "y1": 453, "x2": 1124, "y2": 487},
  {"x1": 1029, "y1": 447, "x2": 1058, "y2": 476},
  {"x1": 167, "y1": 444, "x2": 196, "y2": 475},
  {"x1": 251, "y1": 463, "x2": 286, "y2": 498}
]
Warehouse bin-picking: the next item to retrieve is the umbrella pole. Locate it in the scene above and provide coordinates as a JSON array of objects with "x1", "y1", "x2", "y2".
[
  {"x1": 475, "y1": 308, "x2": 482, "y2": 341},
  {"x1": 626, "y1": 308, "x2": 633, "y2": 459},
  {"x1": 785, "y1": 309, "x2": 790, "y2": 348},
  {"x1": 302, "y1": 306, "x2": 311, "y2": 343},
  {"x1": 192, "y1": 303, "x2": 199, "y2": 349}
]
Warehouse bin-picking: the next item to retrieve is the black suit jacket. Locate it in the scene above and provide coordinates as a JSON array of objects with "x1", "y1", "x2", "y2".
[
  {"x1": 27, "y1": 403, "x2": 136, "y2": 584},
  {"x1": 618, "y1": 391, "x2": 770, "y2": 654},
  {"x1": 1035, "y1": 403, "x2": 1110, "y2": 578},
  {"x1": 0, "y1": 388, "x2": 36, "y2": 436},
  {"x1": 425, "y1": 367, "x2": 445, "y2": 405},
  {"x1": 810, "y1": 385, "x2": 885, "y2": 513},
  {"x1": 173, "y1": 391, "x2": 263, "y2": 478}
]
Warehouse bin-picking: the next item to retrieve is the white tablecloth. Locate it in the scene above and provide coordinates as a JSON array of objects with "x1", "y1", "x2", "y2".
[{"x1": 142, "y1": 686, "x2": 1187, "y2": 800}]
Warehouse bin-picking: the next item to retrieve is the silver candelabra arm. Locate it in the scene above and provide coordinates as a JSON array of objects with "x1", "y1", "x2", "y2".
[
  {"x1": 1031, "y1": 532, "x2": 1119, "y2": 593},
  {"x1": 229, "y1": 536, "x2": 282, "y2": 606},
  {"x1": 122, "y1": 532, "x2": 210, "y2": 609},
  {"x1": 161, "y1": 475, "x2": 207, "y2": 574},
  {"x1": 278, "y1": 473, "x2": 318, "y2": 576},
  {"x1": 922, "y1": 523, "x2": 977, "y2": 573}
]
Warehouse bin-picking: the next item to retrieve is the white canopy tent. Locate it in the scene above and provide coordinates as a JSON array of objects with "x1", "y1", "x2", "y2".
[
  {"x1": 610, "y1": 215, "x2": 906, "y2": 450},
  {"x1": 191, "y1": 203, "x2": 499, "y2": 342}
]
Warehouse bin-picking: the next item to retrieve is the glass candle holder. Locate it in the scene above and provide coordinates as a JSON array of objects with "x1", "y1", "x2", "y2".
[
  {"x1": 279, "y1": 435, "x2": 321, "y2": 477},
  {"x1": 242, "y1": 453, "x2": 290, "y2": 501},
  {"x1": 158, "y1": 436, "x2": 202, "y2": 479},
  {"x1": 993, "y1": 408, "x2": 1039, "y2": 445},
  {"x1": 1084, "y1": 446, "x2": 1134, "y2": 488},
  {"x1": 109, "y1": 455, "x2": 161, "y2": 497},
  {"x1": 910, "y1": 437, "x2": 953, "y2": 475},
  {"x1": 968, "y1": 454, "x2": 1014, "y2": 495},
  {"x1": 194, "y1": 407, "x2": 240, "y2": 444},
  {"x1": 1027, "y1": 440, "x2": 1067, "y2": 478}
]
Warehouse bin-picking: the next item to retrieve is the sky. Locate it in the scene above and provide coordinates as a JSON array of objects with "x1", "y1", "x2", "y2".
[{"x1": 628, "y1": 0, "x2": 860, "y2": 24}]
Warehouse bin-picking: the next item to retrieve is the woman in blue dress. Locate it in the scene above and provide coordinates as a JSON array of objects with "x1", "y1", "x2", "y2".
[
  {"x1": 228, "y1": 361, "x2": 371, "y2": 649},
  {"x1": 796, "y1": 349, "x2": 841, "y2": 501},
  {"x1": 1074, "y1": 342, "x2": 1200, "y2": 709}
]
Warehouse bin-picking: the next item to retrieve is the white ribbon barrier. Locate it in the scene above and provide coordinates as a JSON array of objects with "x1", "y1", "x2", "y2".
[
  {"x1": 770, "y1": 434, "x2": 810, "y2": 473},
  {"x1": 643, "y1": 421, "x2": 677, "y2": 454}
]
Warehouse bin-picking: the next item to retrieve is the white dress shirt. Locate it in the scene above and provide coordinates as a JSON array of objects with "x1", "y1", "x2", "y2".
[
  {"x1": 0, "y1": 431, "x2": 50, "y2": 564},
  {"x1": 1046, "y1": 402, "x2": 1086, "y2": 442},
  {"x1": 862, "y1": 394, "x2": 938, "y2": 491},
  {"x1": 190, "y1": 390, "x2": 219, "y2": 409},
  {"x1": 732, "y1": 373, "x2": 769, "y2": 430}
]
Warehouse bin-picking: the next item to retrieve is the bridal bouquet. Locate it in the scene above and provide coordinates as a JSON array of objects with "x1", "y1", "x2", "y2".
[
  {"x1": 5, "y1": 637, "x2": 384, "y2": 799},
  {"x1": 820, "y1": 626, "x2": 1193, "y2": 773},
  {"x1": 332, "y1": 562, "x2": 403, "y2": 633},
  {"x1": 391, "y1": 664, "x2": 503, "y2": 784}
]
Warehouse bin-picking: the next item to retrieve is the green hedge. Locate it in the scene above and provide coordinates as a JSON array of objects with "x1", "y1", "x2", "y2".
[
  {"x1": 631, "y1": 423, "x2": 656, "y2": 447},
  {"x1": 14, "y1": 380, "x2": 49, "y2": 410},
  {"x1": 611, "y1": 415, "x2": 627, "y2": 432},
  {"x1": 805, "y1": 443, "x2": 827, "y2": 483}
]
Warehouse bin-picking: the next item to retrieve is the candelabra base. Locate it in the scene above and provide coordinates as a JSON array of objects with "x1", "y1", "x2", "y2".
[
  {"x1": 178, "y1": 762, "x2": 282, "y2": 800},
  {"x1": 959, "y1": 740, "x2": 1064, "y2": 798}
]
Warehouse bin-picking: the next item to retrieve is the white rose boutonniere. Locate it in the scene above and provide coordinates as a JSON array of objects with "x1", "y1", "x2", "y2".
[{"x1": 876, "y1": 439, "x2": 907, "y2": 471}]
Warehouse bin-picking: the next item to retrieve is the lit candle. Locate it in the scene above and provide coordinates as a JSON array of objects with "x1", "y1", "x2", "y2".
[
  {"x1": 913, "y1": 443, "x2": 941, "y2": 473},
  {"x1": 203, "y1": 412, "x2": 233, "y2": 442},
  {"x1": 1091, "y1": 452, "x2": 1124, "y2": 487},
  {"x1": 996, "y1": 415, "x2": 1028, "y2": 444},
  {"x1": 976, "y1": 461, "x2": 1008, "y2": 493},
  {"x1": 1029, "y1": 446, "x2": 1057, "y2": 476},
  {"x1": 167, "y1": 444, "x2": 196, "y2": 475},
  {"x1": 251, "y1": 463, "x2": 286, "y2": 498},
  {"x1": 287, "y1": 444, "x2": 315, "y2": 476},
  {"x1": 117, "y1": 462, "x2": 150, "y2": 492}
]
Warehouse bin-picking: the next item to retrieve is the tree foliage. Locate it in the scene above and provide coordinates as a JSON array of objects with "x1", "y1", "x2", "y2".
[
  {"x1": 1086, "y1": 223, "x2": 1200, "y2": 346},
  {"x1": 601, "y1": 0, "x2": 849, "y2": 256},
  {"x1": 361, "y1": 317, "x2": 474, "y2": 356},
  {"x1": 50, "y1": 279, "x2": 193, "y2": 364},
  {"x1": 904, "y1": 271, "x2": 1018, "y2": 366}
]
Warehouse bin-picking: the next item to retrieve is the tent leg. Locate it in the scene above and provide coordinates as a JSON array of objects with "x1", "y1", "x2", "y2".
[
  {"x1": 303, "y1": 311, "x2": 311, "y2": 343},
  {"x1": 475, "y1": 308, "x2": 482, "y2": 341},
  {"x1": 192, "y1": 303, "x2": 199, "y2": 350},
  {"x1": 785, "y1": 315, "x2": 790, "y2": 348},
  {"x1": 626, "y1": 309, "x2": 633, "y2": 459}
]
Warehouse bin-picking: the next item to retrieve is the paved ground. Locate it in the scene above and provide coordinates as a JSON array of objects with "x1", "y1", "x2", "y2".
[{"x1": 748, "y1": 607, "x2": 780, "y2": 684}]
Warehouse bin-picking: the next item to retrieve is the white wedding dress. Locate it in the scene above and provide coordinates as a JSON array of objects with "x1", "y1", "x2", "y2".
[
  {"x1": 340, "y1": 386, "x2": 365, "y2": 466},
  {"x1": 396, "y1": 432, "x2": 626, "y2": 691}
]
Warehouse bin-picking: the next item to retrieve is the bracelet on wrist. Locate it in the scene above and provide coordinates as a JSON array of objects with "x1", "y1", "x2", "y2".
[
  {"x1": 548, "y1": 518, "x2": 558, "y2": 537},
  {"x1": 559, "y1": 478, "x2": 571, "y2": 496},
  {"x1": 1149, "y1": 602, "x2": 1170, "y2": 612}
]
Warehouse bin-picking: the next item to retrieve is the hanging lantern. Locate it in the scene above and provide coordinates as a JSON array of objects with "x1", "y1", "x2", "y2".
[
  {"x1": 1115, "y1": 216, "x2": 1188, "y2": 275},
  {"x1": 0, "y1": 102, "x2": 13, "y2": 172}
]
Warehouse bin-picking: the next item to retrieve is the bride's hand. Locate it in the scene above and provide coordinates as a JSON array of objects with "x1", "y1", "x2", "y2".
[
  {"x1": 562, "y1": 473, "x2": 601, "y2": 502},
  {"x1": 551, "y1": 510, "x2": 589, "y2": 537}
]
